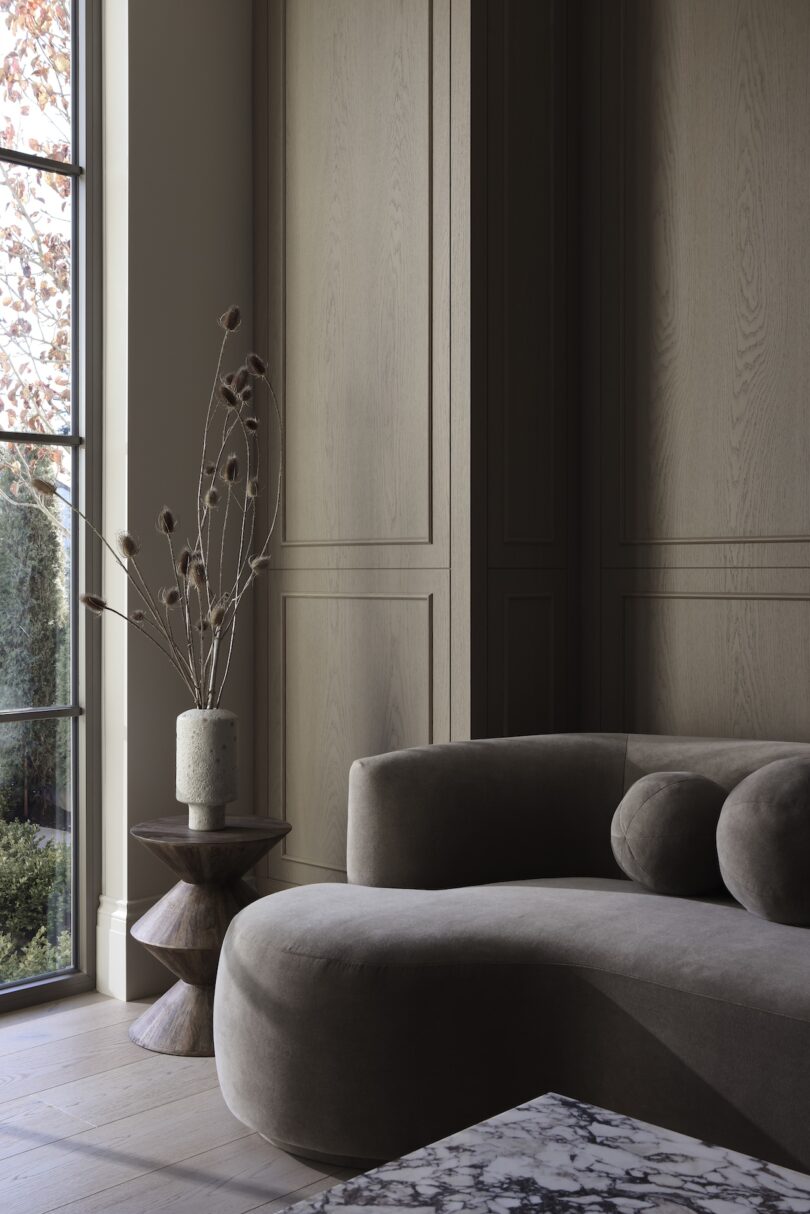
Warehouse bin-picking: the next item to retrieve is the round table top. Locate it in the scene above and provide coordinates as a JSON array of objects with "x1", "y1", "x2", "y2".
[{"x1": 130, "y1": 815, "x2": 291, "y2": 846}]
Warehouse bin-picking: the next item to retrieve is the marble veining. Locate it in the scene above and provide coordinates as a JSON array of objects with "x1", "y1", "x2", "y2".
[{"x1": 282, "y1": 1092, "x2": 810, "y2": 1213}]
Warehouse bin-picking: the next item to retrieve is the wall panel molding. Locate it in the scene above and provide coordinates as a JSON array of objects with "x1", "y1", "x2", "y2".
[
  {"x1": 607, "y1": 0, "x2": 810, "y2": 562},
  {"x1": 266, "y1": 568, "x2": 449, "y2": 887},
  {"x1": 267, "y1": 0, "x2": 451, "y2": 570},
  {"x1": 600, "y1": 566, "x2": 810, "y2": 740}
]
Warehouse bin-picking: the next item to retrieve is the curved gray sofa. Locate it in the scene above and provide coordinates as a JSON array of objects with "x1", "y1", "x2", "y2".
[{"x1": 214, "y1": 732, "x2": 810, "y2": 1171}]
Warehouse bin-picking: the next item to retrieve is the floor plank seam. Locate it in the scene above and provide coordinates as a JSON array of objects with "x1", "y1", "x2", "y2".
[
  {"x1": 0, "y1": 1013, "x2": 143, "y2": 1062},
  {"x1": 41, "y1": 1131, "x2": 323, "y2": 1214},
  {"x1": 0, "y1": 1051, "x2": 157, "y2": 1107},
  {"x1": 37, "y1": 1075, "x2": 222, "y2": 1126},
  {"x1": 28, "y1": 1125, "x2": 258, "y2": 1214}
]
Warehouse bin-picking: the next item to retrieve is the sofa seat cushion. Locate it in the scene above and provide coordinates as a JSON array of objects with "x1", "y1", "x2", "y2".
[
  {"x1": 231, "y1": 879, "x2": 806, "y2": 1021},
  {"x1": 215, "y1": 878, "x2": 810, "y2": 1170}
]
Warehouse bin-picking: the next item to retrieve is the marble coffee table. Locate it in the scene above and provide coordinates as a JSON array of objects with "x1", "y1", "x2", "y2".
[{"x1": 281, "y1": 1092, "x2": 810, "y2": 1212}]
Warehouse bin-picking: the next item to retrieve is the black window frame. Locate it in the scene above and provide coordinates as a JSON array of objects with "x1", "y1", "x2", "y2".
[{"x1": 0, "y1": 0, "x2": 101, "y2": 1010}]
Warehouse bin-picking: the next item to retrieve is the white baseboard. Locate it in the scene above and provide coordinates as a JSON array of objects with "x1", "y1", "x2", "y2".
[{"x1": 96, "y1": 894, "x2": 174, "y2": 1001}]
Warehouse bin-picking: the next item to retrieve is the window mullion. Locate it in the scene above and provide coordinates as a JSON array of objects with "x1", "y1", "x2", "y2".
[
  {"x1": 0, "y1": 146, "x2": 81, "y2": 177},
  {"x1": 0, "y1": 431, "x2": 80, "y2": 447},
  {"x1": 0, "y1": 706, "x2": 81, "y2": 723}
]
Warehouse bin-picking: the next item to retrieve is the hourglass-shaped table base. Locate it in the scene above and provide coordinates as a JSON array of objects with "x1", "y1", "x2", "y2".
[{"x1": 128, "y1": 816, "x2": 290, "y2": 1057}]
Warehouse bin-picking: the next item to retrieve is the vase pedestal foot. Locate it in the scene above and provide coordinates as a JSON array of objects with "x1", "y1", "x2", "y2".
[{"x1": 128, "y1": 981, "x2": 214, "y2": 1056}]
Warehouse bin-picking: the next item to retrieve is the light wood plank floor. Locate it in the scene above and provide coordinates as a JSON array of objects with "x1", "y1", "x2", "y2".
[{"x1": 0, "y1": 992, "x2": 354, "y2": 1214}]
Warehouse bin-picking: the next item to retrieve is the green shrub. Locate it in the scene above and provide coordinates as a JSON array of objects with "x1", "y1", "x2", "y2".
[
  {"x1": 0, "y1": 927, "x2": 72, "y2": 984},
  {"x1": 0, "y1": 818, "x2": 70, "y2": 943},
  {"x1": 0, "y1": 455, "x2": 69, "y2": 829}
]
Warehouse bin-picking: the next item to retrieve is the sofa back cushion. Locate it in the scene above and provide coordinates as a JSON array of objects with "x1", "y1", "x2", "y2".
[
  {"x1": 624, "y1": 735, "x2": 810, "y2": 794},
  {"x1": 348, "y1": 732, "x2": 810, "y2": 889}
]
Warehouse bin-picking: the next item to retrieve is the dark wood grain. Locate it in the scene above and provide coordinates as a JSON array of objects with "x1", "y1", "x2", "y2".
[
  {"x1": 128, "y1": 817, "x2": 288, "y2": 1056},
  {"x1": 127, "y1": 983, "x2": 216, "y2": 1058}
]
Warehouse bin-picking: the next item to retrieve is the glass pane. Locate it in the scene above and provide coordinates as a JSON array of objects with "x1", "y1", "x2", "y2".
[
  {"x1": 0, "y1": 715, "x2": 72, "y2": 986},
  {"x1": 0, "y1": 440, "x2": 71, "y2": 710},
  {"x1": 0, "y1": 159, "x2": 71, "y2": 435},
  {"x1": 0, "y1": 2, "x2": 71, "y2": 164}
]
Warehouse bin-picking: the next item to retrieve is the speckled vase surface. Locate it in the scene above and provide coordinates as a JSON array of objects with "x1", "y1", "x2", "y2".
[{"x1": 176, "y1": 709, "x2": 238, "y2": 831}]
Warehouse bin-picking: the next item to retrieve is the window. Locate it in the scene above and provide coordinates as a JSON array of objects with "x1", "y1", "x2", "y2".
[{"x1": 0, "y1": 0, "x2": 93, "y2": 996}]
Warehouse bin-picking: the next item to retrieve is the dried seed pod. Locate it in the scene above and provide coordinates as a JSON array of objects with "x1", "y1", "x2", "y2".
[
  {"x1": 116, "y1": 531, "x2": 140, "y2": 559},
  {"x1": 247, "y1": 352, "x2": 267, "y2": 376},
  {"x1": 189, "y1": 559, "x2": 207, "y2": 591},
  {"x1": 156, "y1": 506, "x2": 177, "y2": 534},
  {"x1": 204, "y1": 487, "x2": 220, "y2": 509},
  {"x1": 240, "y1": 387, "x2": 253, "y2": 403},
  {"x1": 249, "y1": 555, "x2": 271, "y2": 573},
  {"x1": 130, "y1": 609, "x2": 145, "y2": 623},
  {"x1": 81, "y1": 593, "x2": 107, "y2": 614},
  {"x1": 234, "y1": 366, "x2": 249, "y2": 393},
  {"x1": 221, "y1": 454, "x2": 240, "y2": 483},
  {"x1": 219, "y1": 305, "x2": 241, "y2": 332},
  {"x1": 176, "y1": 546, "x2": 192, "y2": 577},
  {"x1": 204, "y1": 463, "x2": 216, "y2": 476},
  {"x1": 194, "y1": 618, "x2": 211, "y2": 633},
  {"x1": 160, "y1": 586, "x2": 181, "y2": 607},
  {"x1": 209, "y1": 603, "x2": 226, "y2": 628},
  {"x1": 244, "y1": 417, "x2": 259, "y2": 432},
  {"x1": 219, "y1": 383, "x2": 237, "y2": 408},
  {"x1": 246, "y1": 477, "x2": 259, "y2": 498},
  {"x1": 223, "y1": 371, "x2": 235, "y2": 386},
  {"x1": 31, "y1": 477, "x2": 57, "y2": 496}
]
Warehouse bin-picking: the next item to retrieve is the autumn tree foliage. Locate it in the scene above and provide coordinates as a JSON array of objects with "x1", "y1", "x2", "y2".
[
  {"x1": 0, "y1": 0, "x2": 71, "y2": 442},
  {"x1": 0, "y1": 2, "x2": 72, "y2": 983}
]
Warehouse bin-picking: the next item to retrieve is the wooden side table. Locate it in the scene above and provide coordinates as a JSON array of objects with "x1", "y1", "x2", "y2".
[{"x1": 128, "y1": 815, "x2": 290, "y2": 1057}]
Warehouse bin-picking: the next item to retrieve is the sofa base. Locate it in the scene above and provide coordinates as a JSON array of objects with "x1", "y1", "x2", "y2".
[{"x1": 261, "y1": 1134, "x2": 383, "y2": 1171}]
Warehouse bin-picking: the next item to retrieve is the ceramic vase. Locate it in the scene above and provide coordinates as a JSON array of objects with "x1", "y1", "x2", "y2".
[{"x1": 176, "y1": 708, "x2": 238, "y2": 831}]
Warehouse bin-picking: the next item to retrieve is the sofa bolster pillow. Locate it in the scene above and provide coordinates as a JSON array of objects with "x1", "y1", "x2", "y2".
[
  {"x1": 717, "y1": 756, "x2": 810, "y2": 925},
  {"x1": 611, "y1": 771, "x2": 725, "y2": 896}
]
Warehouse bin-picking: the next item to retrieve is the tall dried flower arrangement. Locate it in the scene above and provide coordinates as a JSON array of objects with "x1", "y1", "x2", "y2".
[{"x1": 25, "y1": 306, "x2": 280, "y2": 709}]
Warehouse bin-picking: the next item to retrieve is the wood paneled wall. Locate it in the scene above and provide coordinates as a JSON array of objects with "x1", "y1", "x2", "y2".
[
  {"x1": 252, "y1": 0, "x2": 810, "y2": 888},
  {"x1": 472, "y1": 0, "x2": 580, "y2": 739},
  {"x1": 254, "y1": 0, "x2": 470, "y2": 888},
  {"x1": 586, "y1": 0, "x2": 810, "y2": 741}
]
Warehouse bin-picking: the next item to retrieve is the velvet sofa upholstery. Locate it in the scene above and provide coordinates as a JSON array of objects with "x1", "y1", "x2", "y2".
[{"x1": 214, "y1": 732, "x2": 810, "y2": 1171}]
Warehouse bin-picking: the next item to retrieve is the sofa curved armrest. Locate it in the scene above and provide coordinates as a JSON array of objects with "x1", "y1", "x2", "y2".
[{"x1": 346, "y1": 732, "x2": 628, "y2": 888}]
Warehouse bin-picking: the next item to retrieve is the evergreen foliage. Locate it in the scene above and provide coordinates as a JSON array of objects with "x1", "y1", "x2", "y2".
[{"x1": 0, "y1": 819, "x2": 70, "y2": 982}]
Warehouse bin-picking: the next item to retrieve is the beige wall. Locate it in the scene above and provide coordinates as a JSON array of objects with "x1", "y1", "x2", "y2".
[
  {"x1": 587, "y1": 0, "x2": 810, "y2": 741},
  {"x1": 98, "y1": 0, "x2": 255, "y2": 998}
]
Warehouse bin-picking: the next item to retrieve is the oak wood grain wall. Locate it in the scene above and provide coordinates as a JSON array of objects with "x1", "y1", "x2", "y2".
[
  {"x1": 254, "y1": 0, "x2": 470, "y2": 888},
  {"x1": 587, "y1": 0, "x2": 810, "y2": 741}
]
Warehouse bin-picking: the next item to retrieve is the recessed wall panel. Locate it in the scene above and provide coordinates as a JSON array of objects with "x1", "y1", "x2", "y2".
[
  {"x1": 621, "y1": 0, "x2": 810, "y2": 545},
  {"x1": 280, "y1": 590, "x2": 433, "y2": 875},
  {"x1": 284, "y1": 0, "x2": 432, "y2": 546},
  {"x1": 623, "y1": 594, "x2": 810, "y2": 741}
]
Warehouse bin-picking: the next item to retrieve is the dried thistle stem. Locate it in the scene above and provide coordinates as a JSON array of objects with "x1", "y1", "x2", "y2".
[
  {"x1": 166, "y1": 531, "x2": 199, "y2": 703},
  {"x1": 216, "y1": 374, "x2": 283, "y2": 706},
  {"x1": 196, "y1": 328, "x2": 229, "y2": 562},
  {"x1": 101, "y1": 604, "x2": 197, "y2": 698},
  {"x1": 45, "y1": 485, "x2": 193, "y2": 686}
]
